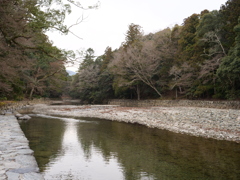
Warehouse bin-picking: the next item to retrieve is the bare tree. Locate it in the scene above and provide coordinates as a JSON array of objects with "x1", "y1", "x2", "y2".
[
  {"x1": 110, "y1": 39, "x2": 163, "y2": 98},
  {"x1": 169, "y1": 63, "x2": 196, "y2": 98},
  {"x1": 24, "y1": 61, "x2": 65, "y2": 99},
  {"x1": 201, "y1": 31, "x2": 226, "y2": 57},
  {"x1": 77, "y1": 64, "x2": 100, "y2": 91}
]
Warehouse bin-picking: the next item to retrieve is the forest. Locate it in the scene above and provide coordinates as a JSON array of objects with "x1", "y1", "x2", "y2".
[{"x1": 1, "y1": 0, "x2": 240, "y2": 103}]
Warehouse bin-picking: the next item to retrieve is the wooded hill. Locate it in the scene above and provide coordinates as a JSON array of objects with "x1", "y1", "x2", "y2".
[{"x1": 70, "y1": 0, "x2": 240, "y2": 103}]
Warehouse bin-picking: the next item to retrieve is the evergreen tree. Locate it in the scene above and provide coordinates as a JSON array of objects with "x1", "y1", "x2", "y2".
[
  {"x1": 79, "y1": 48, "x2": 95, "y2": 70},
  {"x1": 220, "y1": 0, "x2": 240, "y2": 53},
  {"x1": 217, "y1": 17, "x2": 240, "y2": 99},
  {"x1": 177, "y1": 14, "x2": 204, "y2": 65}
]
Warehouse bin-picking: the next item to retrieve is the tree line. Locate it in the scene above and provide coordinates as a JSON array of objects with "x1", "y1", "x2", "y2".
[
  {"x1": 70, "y1": 0, "x2": 240, "y2": 103},
  {"x1": 1, "y1": 0, "x2": 240, "y2": 102}
]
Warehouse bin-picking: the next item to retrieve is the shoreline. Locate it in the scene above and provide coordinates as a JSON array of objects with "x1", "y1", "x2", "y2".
[
  {"x1": 0, "y1": 115, "x2": 44, "y2": 180},
  {"x1": 31, "y1": 104, "x2": 240, "y2": 143}
]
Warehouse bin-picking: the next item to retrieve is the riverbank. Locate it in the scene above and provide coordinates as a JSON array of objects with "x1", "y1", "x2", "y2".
[
  {"x1": 0, "y1": 115, "x2": 44, "y2": 180},
  {"x1": 0, "y1": 99, "x2": 51, "y2": 115},
  {"x1": 32, "y1": 104, "x2": 240, "y2": 143}
]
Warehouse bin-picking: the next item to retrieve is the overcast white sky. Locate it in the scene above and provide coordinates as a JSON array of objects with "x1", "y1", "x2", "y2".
[{"x1": 46, "y1": 0, "x2": 227, "y2": 71}]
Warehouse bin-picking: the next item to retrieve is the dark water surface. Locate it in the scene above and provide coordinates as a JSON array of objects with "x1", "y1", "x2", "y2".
[{"x1": 19, "y1": 114, "x2": 240, "y2": 180}]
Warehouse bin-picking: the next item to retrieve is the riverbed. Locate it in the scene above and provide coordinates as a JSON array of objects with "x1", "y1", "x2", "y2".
[{"x1": 20, "y1": 114, "x2": 240, "y2": 179}]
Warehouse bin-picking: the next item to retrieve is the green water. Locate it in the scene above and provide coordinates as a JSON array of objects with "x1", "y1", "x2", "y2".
[{"x1": 19, "y1": 114, "x2": 240, "y2": 180}]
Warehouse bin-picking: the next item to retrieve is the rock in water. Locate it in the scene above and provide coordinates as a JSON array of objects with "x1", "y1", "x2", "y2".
[
  {"x1": 18, "y1": 115, "x2": 31, "y2": 120},
  {"x1": 15, "y1": 113, "x2": 23, "y2": 119}
]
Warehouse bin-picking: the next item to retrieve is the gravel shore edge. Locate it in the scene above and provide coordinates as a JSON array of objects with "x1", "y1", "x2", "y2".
[{"x1": 32, "y1": 104, "x2": 240, "y2": 143}]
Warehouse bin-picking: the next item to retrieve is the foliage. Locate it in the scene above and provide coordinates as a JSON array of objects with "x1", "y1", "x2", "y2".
[
  {"x1": 0, "y1": 0, "x2": 86, "y2": 99},
  {"x1": 177, "y1": 13, "x2": 203, "y2": 65},
  {"x1": 217, "y1": 17, "x2": 240, "y2": 99},
  {"x1": 220, "y1": 0, "x2": 240, "y2": 53},
  {"x1": 70, "y1": 48, "x2": 114, "y2": 103}
]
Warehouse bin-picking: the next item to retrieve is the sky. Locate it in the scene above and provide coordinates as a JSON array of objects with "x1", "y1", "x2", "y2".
[{"x1": 46, "y1": 0, "x2": 228, "y2": 71}]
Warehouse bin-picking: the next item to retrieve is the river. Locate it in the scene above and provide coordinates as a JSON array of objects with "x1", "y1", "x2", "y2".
[{"x1": 19, "y1": 114, "x2": 240, "y2": 180}]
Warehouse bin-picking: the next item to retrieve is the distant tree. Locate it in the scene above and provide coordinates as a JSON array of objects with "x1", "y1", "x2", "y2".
[
  {"x1": 153, "y1": 28, "x2": 175, "y2": 86},
  {"x1": 70, "y1": 48, "x2": 114, "y2": 103},
  {"x1": 23, "y1": 48, "x2": 66, "y2": 99},
  {"x1": 123, "y1": 23, "x2": 143, "y2": 49},
  {"x1": 112, "y1": 42, "x2": 162, "y2": 99},
  {"x1": 193, "y1": 10, "x2": 226, "y2": 98},
  {"x1": 217, "y1": 17, "x2": 240, "y2": 99},
  {"x1": 176, "y1": 13, "x2": 207, "y2": 67},
  {"x1": 170, "y1": 24, "x2": 182, "y2": 59},
  {"x1": 77, "y1": 63, "x2": 101, "y2": 103},
  {"x1": 220, "y1": 0, "x2": 240, "y2": 53},
  {"x1": 79, "y1": 48, "x2": 95, "y2": 70},
  {"x1": 100, "y1": 47, "x2": 114, "y2": 72},
  {"x1": 197, "y1": 10, "x2": 226, "y2": 57},
  {"x1": 169, "y1": 63, "x2": 197, "y2": 98},
  {"x1": 111, "y1": 28, "x2": 175, "y2": 99},
  {"x1": 109, "y1": 24, "x2": 144, "y2": 99}
]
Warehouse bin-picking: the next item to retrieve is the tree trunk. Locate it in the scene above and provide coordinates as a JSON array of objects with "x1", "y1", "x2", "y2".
[
  {"x1": 175, "y1": 88, "x2": 178, "y2": 99},
  {"x1": 136, "y1": 84, "x2": 140, "y2": 100},
  {"x1": 150, "y1": 85, "x2": 162, "y2": 97},
  {"x1": 29, "y1": 87, "x2": 35, "y2": 100}
]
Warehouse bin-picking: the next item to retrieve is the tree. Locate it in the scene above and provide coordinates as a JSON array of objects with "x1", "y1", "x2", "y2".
[
  {"x1": 110, "y1": 38, "x2": 168, "y2": 99},
  {"x1": 77, "y1": 63, "x2": 101, "y2": 103},
  {"x1": 79, "y1": 48, "x2": 95, "y2": 70},
  {"x1": 100, "y1": 47, "x2": 114, "y2": 72},
  {"x1": 177, "y1": 13, "x2": 203, "y2": 65},
  {"x1": 109, "y1": 24, "x2": 144, "y2": 99},
  {"x1": 123, "y1": 23, "x2": 143, "y2": 49},
  {"x1": 69, "y1": 47, "x2": 115, "y2": 103},
  {"x1": 23, "y1": 48, "x2": 67, "y2": 99},
  {"x1": 0, "y1": 0, "x2": 90, "y2": 99},
  {"x1": 169, "y1": 63, "x2": 197, "y2": 98},
  {"x1": 217, "y1": 17, "x2": 240, "y2": 99},
  {"x1": 220, "y1": 0, "x2": 240, "y2": 53},
  {"x1": 193, "y1": 10, "x2": 226, "y2": 98},
  {"x1": 0, "y1": 0, "x2": 31, "y2": 98},
  {"x1": 197, "y1": 10, "x2": 226, "y2": 57}
]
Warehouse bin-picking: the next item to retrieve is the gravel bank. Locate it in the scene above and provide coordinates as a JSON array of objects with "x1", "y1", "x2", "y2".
[
  {"x1": 32, "y1": 104, "x2": 240, "y2": 143},
  {"x1": 0, "y1": 115, "x2": 44, "y2": 180}
]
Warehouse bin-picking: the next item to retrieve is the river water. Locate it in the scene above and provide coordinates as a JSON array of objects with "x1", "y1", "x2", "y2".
[{"x1": 19, "y1": 114, "x2": 240, "y2": 180}]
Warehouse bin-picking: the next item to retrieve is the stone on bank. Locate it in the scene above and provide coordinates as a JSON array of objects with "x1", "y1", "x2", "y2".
[{"x1": 0, "y1": 115, "x2": 43, "y2": 180}]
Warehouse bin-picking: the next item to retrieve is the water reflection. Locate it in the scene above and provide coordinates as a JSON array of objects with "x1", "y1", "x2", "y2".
[
  {"x1": 76, "y1": 119, "x2": 240, "y2": 180},
  {"x1": 19, "y1": 116, "x2": 65, "y2": 172},
  {"x1": 20, "y1": 115, "x2": 240, "y2": 180},
  {"x1": 26, "y1": 115, "x2": 124, "y2": 180}
]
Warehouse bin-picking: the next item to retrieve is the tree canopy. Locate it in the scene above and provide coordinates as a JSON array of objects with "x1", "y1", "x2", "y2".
[{"x1": 0, "y1": 0, "x2": 94, "y2": 100}]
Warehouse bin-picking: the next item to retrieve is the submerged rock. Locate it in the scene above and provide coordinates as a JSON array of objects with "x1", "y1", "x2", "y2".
[
  {"x1": 18, "y1": 115, "x2": 31, "y2": 120},
  {"x1": 15, "y1": 113, "x2": 23, "y2": 118}
]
